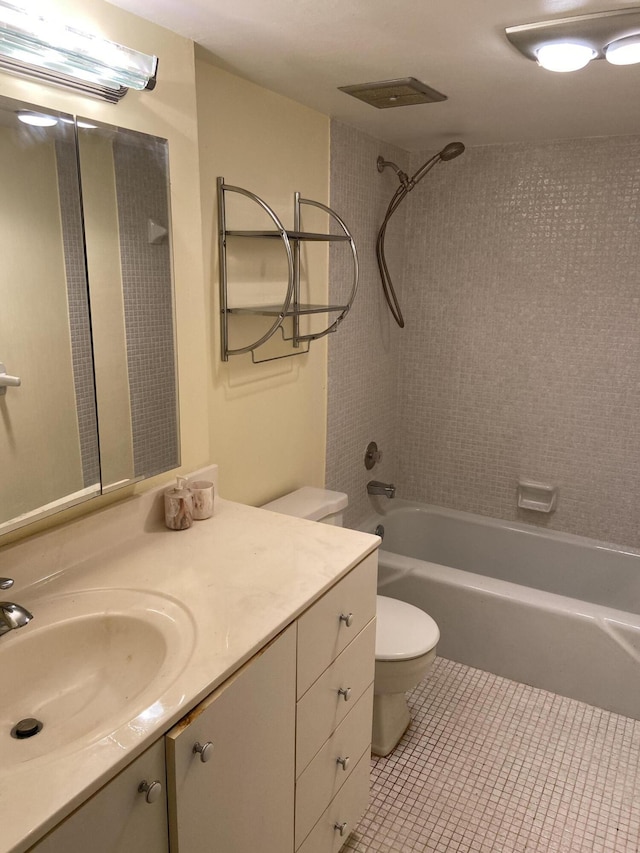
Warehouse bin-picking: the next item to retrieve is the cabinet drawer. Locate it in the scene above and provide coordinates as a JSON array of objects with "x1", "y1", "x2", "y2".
[
  {"x1": 296, "y1": 749, "x2": 370, "y2": 853},
  {"x1": 297, "y1": 552, "x2": 377, "y2": 699},
  {"x1": 295, "y1": 684, "x2": 373, "y2": 848},
  {"x1": 296, "y1": 618, "x2": 375, "y2": 772}
]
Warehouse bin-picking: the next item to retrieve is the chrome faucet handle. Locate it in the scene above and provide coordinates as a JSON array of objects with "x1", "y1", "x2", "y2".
[{"x1": 0, "y1": 578, "x2": 14, "y2": 590}]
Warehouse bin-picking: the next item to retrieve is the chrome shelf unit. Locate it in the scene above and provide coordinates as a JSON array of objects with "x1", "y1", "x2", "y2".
[{"x1": 217, "y1": 178, "x2": 359, "y2": 363}]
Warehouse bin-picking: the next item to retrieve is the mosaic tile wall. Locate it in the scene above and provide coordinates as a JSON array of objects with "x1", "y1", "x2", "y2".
[
  {"x1": 113, "y1": 136, "x2": 179, "y2": 479},
  {"x1": 326, "y1": 121, "x2": 405, "y2": 526},
  {"x1": 328, "y1": 127, "x2": 640, "y2": 547}
]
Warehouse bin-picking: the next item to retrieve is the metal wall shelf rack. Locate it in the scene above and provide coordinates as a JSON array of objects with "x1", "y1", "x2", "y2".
[{"x1": 217, "y1": 178, "x2": 359, "y2": 363}]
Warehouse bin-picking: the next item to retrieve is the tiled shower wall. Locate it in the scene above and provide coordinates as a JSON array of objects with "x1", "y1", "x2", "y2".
[
  {"x1": 325, "y1": 122, "x2": 404, "y2": 526},
  {"x1": 114, "y1": 137, "x2": 178, "y2": 479},
  {"x1": 328, "y1": 124, "x2": 640, "y2": 548}
]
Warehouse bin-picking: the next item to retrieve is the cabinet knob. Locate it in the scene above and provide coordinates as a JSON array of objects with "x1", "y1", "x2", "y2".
[
  {"x1": 334, "y1": 821, "x2": 348, "y2": 837},
  {"x1": 339, "y1": 612, "x2": 354, "y2": 627},
  {"x1": 193, "y1": 741, "x2": 214, "y2": 763},
  {"x1": 337, "y1": 687, "x2": 352, "y2": 702},
  {"x1": 336, "y1": 756, "x2": 350, "y2": 771},
  {"x1": 138, "y1": 780, "x2": 163, "y2": 804}
]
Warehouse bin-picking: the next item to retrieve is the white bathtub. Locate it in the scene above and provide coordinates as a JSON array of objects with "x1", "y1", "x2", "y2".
[{"x1": 365, "y1": 502, "x2": 640, "y2": 720}]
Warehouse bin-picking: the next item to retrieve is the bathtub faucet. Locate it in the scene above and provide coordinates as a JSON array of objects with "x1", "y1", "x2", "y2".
[{"x1": 367, "y1": 480, "x2": 396, "y2": 499}]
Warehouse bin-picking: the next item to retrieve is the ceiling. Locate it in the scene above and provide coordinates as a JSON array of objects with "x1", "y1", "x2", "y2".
[{"x1": 108, "y1": 0, "x2": 640, "y2": 151}]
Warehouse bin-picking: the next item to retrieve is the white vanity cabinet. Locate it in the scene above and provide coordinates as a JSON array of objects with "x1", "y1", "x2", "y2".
[
  {"x1": 165, "y1": 624, "x2": 297, "y2": 853},
  {"x1": 165, "y1": 551, "x2": 377, "y2": 853},
  {"x1": 27, "y1": 740, "x2": 168, "y2": 853},
  {"x1": 21, "y1": 550, "x2": 378, "y2": 853},
  {"x1": 295, "y1": 552, "x2": 377, "y2": 851}
]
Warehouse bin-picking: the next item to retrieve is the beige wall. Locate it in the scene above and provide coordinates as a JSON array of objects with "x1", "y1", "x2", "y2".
[
  {"x1": 0, "y1": 129, "x2": 85, "y2": 521},
  {"x1": 196, "y1": 56, "x2": 330, "y2": 505}
]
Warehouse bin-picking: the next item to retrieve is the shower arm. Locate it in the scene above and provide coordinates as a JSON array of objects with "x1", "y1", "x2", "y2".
[{"x1": 376, "y1": 154, "x2": 442, "y2": 328}]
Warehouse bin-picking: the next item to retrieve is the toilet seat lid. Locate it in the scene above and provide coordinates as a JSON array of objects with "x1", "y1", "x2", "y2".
[{"x1": 375, "y1": 595, "x2": 440, "y2": 661}]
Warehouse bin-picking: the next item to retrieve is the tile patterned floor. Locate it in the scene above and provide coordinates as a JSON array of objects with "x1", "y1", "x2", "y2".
[{"x1": 345, "y1": 659, "x2": 640, "y2": 853}]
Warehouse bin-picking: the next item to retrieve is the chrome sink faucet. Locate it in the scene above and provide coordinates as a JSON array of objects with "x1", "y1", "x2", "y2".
[
  {"x1": 367, "y1": 481, "x2": 396, "y2": 499},
  {"x1": 0, "y1": 578, "x2": 33, "y2": 637}
]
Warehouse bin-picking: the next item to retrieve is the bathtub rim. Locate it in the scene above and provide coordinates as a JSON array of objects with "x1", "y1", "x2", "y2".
[{"x1": 361, "y1": 499, "x2": 640, "y2": 560}]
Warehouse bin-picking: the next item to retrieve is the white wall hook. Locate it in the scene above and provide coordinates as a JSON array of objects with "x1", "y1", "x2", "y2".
[{"x1": 0, "y1": 362, "x2": 21, "y2": 396}]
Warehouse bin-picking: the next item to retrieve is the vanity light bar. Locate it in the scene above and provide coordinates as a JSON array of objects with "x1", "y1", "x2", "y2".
[{"x1": 0, "y1": 0, "x2": 158, "y2": 102}]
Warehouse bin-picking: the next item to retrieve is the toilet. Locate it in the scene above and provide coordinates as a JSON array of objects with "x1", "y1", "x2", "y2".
[{"x1": 261, "y1": 486, "x2": 440, "y2": 757}]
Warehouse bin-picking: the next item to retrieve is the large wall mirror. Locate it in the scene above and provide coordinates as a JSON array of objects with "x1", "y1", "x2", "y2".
[{"x1": 0, "y1": 95, "x2": 179, "y2": 535}]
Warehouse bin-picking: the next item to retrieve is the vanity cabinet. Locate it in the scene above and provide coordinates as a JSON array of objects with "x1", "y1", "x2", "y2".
[
  {"x1": 22, "y1": 551, "x2": 377, "y2": 853},
  {"x1": 165, "y1": 551, "x2": 377, "y2": 853},
  {"x1": 27, "y1": 740, "x2": 168, "y2": 853},
  {"x1": 165, "y1": 624, "x2": 297, "y2": 853},
  {"x1": 295, "y1": 554, "x2": 376, "y2": 851}
]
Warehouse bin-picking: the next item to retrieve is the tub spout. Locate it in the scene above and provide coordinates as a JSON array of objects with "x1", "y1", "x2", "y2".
[{"x1": 367, "y1": 481, "x2": 396, "y2": 499}]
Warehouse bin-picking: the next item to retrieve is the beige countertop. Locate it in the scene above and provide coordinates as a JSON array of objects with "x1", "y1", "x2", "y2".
[{"x1": 0, "y1": 470, "x2": 378, "y2": 853}]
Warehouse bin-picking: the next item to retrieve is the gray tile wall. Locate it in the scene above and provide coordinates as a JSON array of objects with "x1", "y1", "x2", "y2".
[
  {"x1": 326, "y1": 121, "x2": 405, "y2": 526},
  {"x1": 328, "y1": 126, "x2": 640, "y2": 548},
  {"x1": 113, "y1": 137, "x2": 178, "y2": 479}
]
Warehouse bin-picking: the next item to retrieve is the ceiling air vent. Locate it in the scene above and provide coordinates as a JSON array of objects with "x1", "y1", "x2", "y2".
[{"x1": 338, "y1": 77, "x2": 447, "y2": 109}]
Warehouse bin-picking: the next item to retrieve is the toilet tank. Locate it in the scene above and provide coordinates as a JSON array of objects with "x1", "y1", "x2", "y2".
[{"x1": 261, "y1": 487, "x2": 348, "y2": 526}]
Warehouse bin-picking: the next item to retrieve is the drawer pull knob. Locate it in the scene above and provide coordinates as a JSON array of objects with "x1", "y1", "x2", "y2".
[
  {"x1": 336, "y1": 755, "x2": 350, "y2": 771},
  {"x1": 337, "y1": 686, "x2": 352, "y2": 702},
  {"x1": 138, "y1": 780, "x2": 162, "y2": 804},
  {"x1": 334, "y1": 821, "x2": 348, "y2": 837},
  {"x1": 193, "y1": 741, "x2": 214, "y2": 763},
  {"x1": 339, "y1": 612, "x2": 354, "y2": 627}
]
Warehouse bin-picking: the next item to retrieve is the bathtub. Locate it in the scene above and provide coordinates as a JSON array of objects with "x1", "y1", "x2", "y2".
[{"x1": 365, "y1": 502, "x2": 640, "y2": 720}]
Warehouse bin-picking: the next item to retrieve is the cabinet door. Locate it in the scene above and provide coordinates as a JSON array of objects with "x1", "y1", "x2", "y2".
[
  {"x1": 28, "y1": 740, "x2": 168, "y2": 853},
  {"x1": 166, "y1": 625, "x2": 296, "y2": 853}
]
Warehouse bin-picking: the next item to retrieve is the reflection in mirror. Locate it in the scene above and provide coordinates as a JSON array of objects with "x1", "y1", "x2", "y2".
[
  {"x1": 78, "y1": 121, "x2": 179, "y2": 492},
  {"x1": 0, "y1": 97, "x2": 100, "y2": 532},
  {"x1": 0, "y1": 97, "x2": 179, "y2": 536}
]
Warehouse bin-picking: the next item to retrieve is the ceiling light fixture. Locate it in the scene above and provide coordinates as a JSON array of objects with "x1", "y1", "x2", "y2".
[
  {"x1": 604, "y1": 34, "x2": 640, "y2": 65},
  {"x1": 0, "y1": 0, "x2": 158, "y2": 102},
  {"x1": 506, "y1": 7, "x2": 640, "y2": 72}
]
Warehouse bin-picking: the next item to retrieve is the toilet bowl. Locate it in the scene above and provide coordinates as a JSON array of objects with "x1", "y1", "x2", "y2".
[
  {"x1": 373, "y1": 594, "x2": 439, "y2": 756},
  {"x1": 261, "y1": 487, "x2": 440, "y2": 757}
]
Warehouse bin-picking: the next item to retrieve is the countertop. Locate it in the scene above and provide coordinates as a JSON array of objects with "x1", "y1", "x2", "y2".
[{"x1": 0, "y1": 479, "x2": 379, "y2": 853}]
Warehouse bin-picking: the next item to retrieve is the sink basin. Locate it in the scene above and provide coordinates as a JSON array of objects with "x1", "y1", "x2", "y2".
[{"x1": 0, "y1": 588, "x2": 195, "y2": 764}]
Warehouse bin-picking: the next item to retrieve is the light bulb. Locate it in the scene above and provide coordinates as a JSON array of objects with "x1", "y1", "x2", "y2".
[
  {"x1": 535, "y1": 43, "x2": 597, "y2": 72},
  {"x1": 605, "y1": 35, "x2": 640, "y2": 65}
]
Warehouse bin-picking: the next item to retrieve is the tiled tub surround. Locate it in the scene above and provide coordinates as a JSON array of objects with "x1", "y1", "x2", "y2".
[
  {"x1": 325, "y1": 121, "x2": 404, "y2": 528},
  {"x1": 0, "y1": 467, "x2": 378, "y2": 853},
  {"x1": 346, "y1": 658, "x2": 640, "y2": 853},
  {"x1": 370, "y1": 501, "x2": 640, "y2": 720},
  {"x1": 328, "y1": 128, "x2": 640, "y2": 548}
]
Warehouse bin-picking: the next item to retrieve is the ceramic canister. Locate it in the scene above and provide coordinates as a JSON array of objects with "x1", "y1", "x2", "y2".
[{"x1": 164, "y1": 477, "x2": 193, "y2": 530}]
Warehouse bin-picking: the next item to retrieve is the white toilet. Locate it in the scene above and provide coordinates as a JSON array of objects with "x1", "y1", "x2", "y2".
[{"x1": 262, "y1": 486, "x2": 440, "y2": 757}]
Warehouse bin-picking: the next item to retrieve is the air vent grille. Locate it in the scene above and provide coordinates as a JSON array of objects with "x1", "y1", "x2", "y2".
[{"x1": 338, "y1": 77, "x2": 447, "y2": 109}]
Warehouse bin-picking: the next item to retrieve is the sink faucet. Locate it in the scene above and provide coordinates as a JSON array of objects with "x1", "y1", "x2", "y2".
[
  {"x1": 0, "y1": 578, "x2": 33, "y2": 637},
  {"x1": 367, "y1": 481, "x2": 396, "y2": 499}
]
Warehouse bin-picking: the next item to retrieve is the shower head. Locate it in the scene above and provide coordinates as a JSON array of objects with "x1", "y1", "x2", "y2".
[
  {"x1": 409, "y1": 140, "x2": 465, "y2": 189},
  {"x1": 439, "y1": 141, "x2": 465, "y2": 161}
]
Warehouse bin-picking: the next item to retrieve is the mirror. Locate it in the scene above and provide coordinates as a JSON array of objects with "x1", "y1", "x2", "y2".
[{"x1": 0, "y1": 96, "x2": 179, "y2": 535}]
